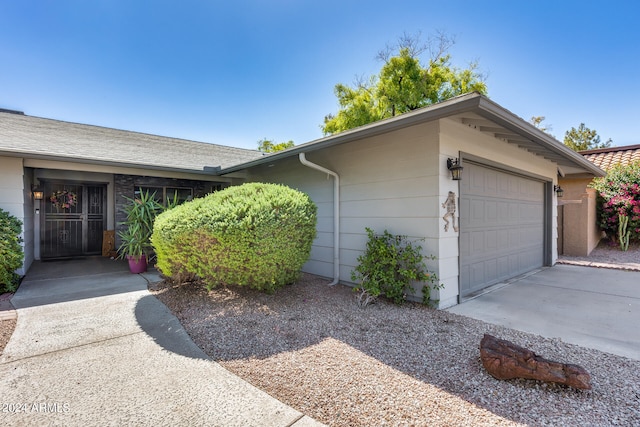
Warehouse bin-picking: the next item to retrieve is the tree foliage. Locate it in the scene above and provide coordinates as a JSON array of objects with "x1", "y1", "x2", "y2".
[
  {"x1": 563, "y1": 123, "x2": 612, "y2": 151},
  {"x1": 322, "y1": 32, "x2": 487, "y2": 135},
  {"x1": 529, "y1": 116, "x2": 553, "y2": 134},
  {"x1": 257, "y1": 138, "x2": 294, "y2": 153}
]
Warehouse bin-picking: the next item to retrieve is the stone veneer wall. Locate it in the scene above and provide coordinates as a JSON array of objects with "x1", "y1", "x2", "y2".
[{"x1": 114, "y1": 174, "x2": 225, "y2": 246}]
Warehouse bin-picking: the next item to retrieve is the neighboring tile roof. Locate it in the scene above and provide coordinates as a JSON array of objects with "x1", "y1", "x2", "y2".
[
  {"x1": 0, "y1": 112, "x2": 264, "y2": 172},
  {"x1": 580, "y1": 144, "x2": 640, "y2": 171}
]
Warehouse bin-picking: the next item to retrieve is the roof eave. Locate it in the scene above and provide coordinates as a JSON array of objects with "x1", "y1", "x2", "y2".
[
  {"x1": 220, "y1": 92, "x2": 485, "y2": 174},
  {"x1": 220, "y1": 93, "x2": 605, "y2": 177},
  {"x1": 474, "y1": 97, "x2": 605, "y2": 177},
  {"x1": 0, "y1": 149, "x2": 221, "y2": 176}
]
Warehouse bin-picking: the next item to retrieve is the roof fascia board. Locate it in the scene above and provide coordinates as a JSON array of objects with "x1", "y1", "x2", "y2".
[
  {"x1": 474, "y1": 97, "x2": 605, "y2": 177},
  {"x1": 221, "y1": 92, "x2": 604, "y2": 177},
  {"x1": 220, "y1": 93, "x2": 483, "y2": 174},
  {"x1": 0, "y1": 149, "x2": 219, "y2": 176}
]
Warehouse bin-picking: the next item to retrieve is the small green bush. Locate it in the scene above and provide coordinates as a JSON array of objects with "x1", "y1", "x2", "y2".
[
  {"x1": 351, "y1": 227, "x2": 441, "y2": 306},
  {"x1": 0, "y1": 208, "x2": 24, "y2": 293},
  {"x1": 152, "y1": 183, "x2": 317, "y2": 293}
]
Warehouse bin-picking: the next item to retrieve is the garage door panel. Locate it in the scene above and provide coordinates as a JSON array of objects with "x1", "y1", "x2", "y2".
[
  {"x1": 485, "y1": 259, "x2": 497, "y2": 283},
  {"x1": 471, "y1": 199, "x2": 485, "y2": 222},
  {"x1": 497, "y1": 256, "x2": 510, "y2": 279},
  {"x1": 485, "y1": 169, "x2": 498, "y2": 196},
  {"x1": 485, "y1": 229, "x2": 497, "y2": 251},
  {"x1": 508, "y1": 228, "x2": 520, "y2": 247},
  {"x1": 485, "y1": 200, "x2": 498, "y2": 225},
  {"x1": 521, "y1": 224, "x2": 543, "y2": 242},
  {"x1": 460, "y1": 264, "x2": 470, "y2": 289},
  {"x1": 471, "y1": 230, "x2": 484, "y2": 252},
  {"x1": 497, "y1": 229, "x2": 509, "y2": 247},
  {"x1": 459, "y1": 231, "x2": 470, "y2": 257},
  {"x1": 497, "y1": 201, "x2": 510, "y2": 222},
  {"x1": 460, "y1": 162, "x2": 545, "y2": 298}
]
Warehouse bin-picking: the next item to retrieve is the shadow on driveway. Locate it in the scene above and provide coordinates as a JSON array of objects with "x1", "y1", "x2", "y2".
[{"x1": 134, "y1": 295, "x2": 209, "y2": 360}]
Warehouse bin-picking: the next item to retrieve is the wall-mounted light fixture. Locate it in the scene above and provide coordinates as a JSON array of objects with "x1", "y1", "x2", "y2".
[
  {"x1": 554, "y1": 185, "x2": 564, "y2": 198},
  {"x1": 447, "y1": 158, "x2": 463, "y2": 181},
  {"x1": 32, "y1": 185, "x2": 44, "y2": 200}
]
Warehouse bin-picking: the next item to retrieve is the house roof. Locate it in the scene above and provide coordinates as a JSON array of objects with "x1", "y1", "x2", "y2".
[
  {"x1": 580, "y1": 144, "x2": 640, "y2": 171},
  {"x1": 0, "y1": 93, "x2": 605, "y2": 178},
  {"x1": 220, "y1": 92, "x2": 604, "y2": 177},
  {"x1": 0, "y1": 111, "x2": 263, "y2": 173}
]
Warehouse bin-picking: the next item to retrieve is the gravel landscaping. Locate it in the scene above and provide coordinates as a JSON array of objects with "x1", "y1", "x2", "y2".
[
  {"x1": 1, "y1": 241, "x2": 638, "y2": 425},
  {"x1": 558, "y1": 240, "x2": 640, "y2": 270},
  {"x1": 0, "y1": 319, "x2": 15, "y2": 355},
  {"x1": 151, "y1": 270, "x2": 640, "y2": 427}
]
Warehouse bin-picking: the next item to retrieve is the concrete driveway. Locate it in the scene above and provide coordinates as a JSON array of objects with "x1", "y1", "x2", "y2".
[
  {"x1": 0, "y1": 258, "x2": 323, "y2": 427},
  {"x1": 447, "y1": 264, "x2": 640, "y2": 361}
]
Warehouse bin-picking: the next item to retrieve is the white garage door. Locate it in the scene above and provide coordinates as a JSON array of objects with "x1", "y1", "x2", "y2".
[{"x1": 459, "y1": 162, "x2": 545, "y2": 298}]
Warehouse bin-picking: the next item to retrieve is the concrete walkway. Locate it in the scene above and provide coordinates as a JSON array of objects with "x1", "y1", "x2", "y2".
[
  {"x1": 448, "y1": 264, "x2": 640, "y2": 361},
  {"x1": 0, "y1": 258, "x2": 324, "y2": 427}
]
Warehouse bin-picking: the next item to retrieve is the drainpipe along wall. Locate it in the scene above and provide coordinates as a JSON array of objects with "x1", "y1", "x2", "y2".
[{"x1": 298, "y1": 153, "x2": 340, "y2": 286}]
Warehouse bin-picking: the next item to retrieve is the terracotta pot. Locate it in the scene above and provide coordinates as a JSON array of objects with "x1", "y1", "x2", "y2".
[{"x1": 126, "y1": 255, "x2": 147, "y2": 274}]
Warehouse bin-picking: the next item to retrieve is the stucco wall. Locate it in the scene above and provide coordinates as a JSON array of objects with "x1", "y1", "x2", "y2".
[{"x1": 558, "y1": 176, "x2": 601, "y2": 256}]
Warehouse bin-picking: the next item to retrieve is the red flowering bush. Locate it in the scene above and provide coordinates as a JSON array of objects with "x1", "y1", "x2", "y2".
[{"x1": 590, "y1": 161, "x2": 640, "y2": 242}]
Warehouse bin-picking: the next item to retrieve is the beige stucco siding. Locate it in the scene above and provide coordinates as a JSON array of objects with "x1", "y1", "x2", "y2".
[{"x1": 557, "y1": 176, "x2": 601, "y2": 256}]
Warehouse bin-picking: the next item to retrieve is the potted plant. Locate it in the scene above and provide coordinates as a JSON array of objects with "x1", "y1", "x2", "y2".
[{"x1": 117, "y1": 189, "x2": 163, "y2": 273}]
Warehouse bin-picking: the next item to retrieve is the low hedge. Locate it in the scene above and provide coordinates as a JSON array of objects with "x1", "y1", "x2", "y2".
[
  {"x1": 0, "y1": 208, "x2": 24, "y2": 293},
  {"x1": 152, "y1": 183, "x2": 317, "y2": 292}
]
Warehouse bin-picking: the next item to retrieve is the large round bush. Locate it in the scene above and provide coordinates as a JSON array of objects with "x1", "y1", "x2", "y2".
[{"x1": 152, "y1": 183, "x2": 317, "y2": 292}]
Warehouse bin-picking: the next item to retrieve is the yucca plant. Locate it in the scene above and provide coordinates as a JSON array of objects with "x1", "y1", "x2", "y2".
[{"x1": 117, "y1": 189, "x2": 163, "y2": 262}]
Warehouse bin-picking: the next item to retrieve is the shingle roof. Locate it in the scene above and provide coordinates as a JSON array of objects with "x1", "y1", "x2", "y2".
[
  {"x1": 580, "y1": 144, "x2": 640, "y2": 171},
  {"x1": 0, "y1": 112, "x2": 263, "y2": 172}
]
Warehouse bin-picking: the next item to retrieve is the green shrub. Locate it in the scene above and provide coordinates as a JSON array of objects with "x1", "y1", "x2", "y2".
[
  {"x1": 152, "y1": 183, "x2": 317, "y2": 293},
  {"x1": 351, "y1": 227, "x2": 441, "y2": 306},
  {"x1": 117, "y1": 189, "x2": 164, "y2": 260},
  {"x1": 0, "y1": 208, "x2": 24, "y2": 293}
]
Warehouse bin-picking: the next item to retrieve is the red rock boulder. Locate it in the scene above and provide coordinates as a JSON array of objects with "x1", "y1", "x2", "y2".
[{"x1": 480, "y1": 334, "x2": 591, "y2": 390}]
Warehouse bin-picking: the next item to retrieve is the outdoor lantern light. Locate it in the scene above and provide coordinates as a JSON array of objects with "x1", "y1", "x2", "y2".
[
  {"x1": 554, "y1": 185, "x2": 564, "y2": 198},
  {"x1": 447, "y1": 158, "x2": 463, "y2": 181},
  {"x1": 32, "y1": 185, "x2": 44, "y2": 200}
]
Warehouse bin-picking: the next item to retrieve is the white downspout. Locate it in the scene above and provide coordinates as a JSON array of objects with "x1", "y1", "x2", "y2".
[{"x1": 299, "y1": 153, "x2": 340, "y2": 286}]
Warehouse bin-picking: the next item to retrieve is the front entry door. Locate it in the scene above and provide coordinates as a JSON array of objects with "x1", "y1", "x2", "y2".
[{"x1": 41, "y1": 182, "x2": 107, "y2": 259}]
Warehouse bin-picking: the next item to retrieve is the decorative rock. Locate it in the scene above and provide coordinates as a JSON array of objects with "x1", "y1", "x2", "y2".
[{"x1": 480, "y1": 334, "x2": 591, "y2": 390}]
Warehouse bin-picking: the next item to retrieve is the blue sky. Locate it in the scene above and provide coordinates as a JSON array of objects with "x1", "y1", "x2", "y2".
[{"x1": 1, "y1": 1, "x2": 638, "y2": 150}]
